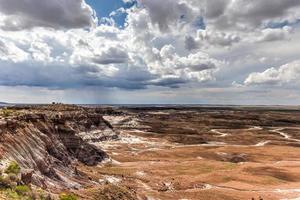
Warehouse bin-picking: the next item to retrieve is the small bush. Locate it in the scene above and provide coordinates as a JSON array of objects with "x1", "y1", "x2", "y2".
[
  {"x1": 5, "y1": 189, "x2": 20, "y2": 199},
  {"x1": 7, "y1": 173, "x2": 19, "y2": 182},
  {"x1": 5, "y1": 161, "x2": 21, "y2": 174},
  {"x1": 15, "y1": 185, "x2": 30, "y2": 196},
  {"x1": 59, "y1": 193, "x2": 78, "y2": 200},
  {"x1": 38, "y1": 191, "x2": 52, "y2": 200},
  {"x1": 1, "y1": 109, "x2": 14, "y2": 117}
]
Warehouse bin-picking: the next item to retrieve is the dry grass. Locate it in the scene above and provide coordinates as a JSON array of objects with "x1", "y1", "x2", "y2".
[{"x1": 80, "y1": 184, "x2": 136, "y2": 200}]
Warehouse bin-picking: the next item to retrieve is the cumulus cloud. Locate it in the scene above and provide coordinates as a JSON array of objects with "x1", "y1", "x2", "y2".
[
  {"x1": 173, "y1": 52, "x2": 218, "y2": 72},
  {"x1": 244, "y1": 60, "x2": 300, "y2": 85},
  {"x1": 136, "y1": 0, "x2": 299, "y2": 48},
  {"x1": 197, "y1": 29, "x2": 240, "y2": 47},
  {"x1": 257, "y1": 26, "x2": 292, "y2": 42},
  {"x1": 0, "y1": 39, "x2": 28, "y2": 62},
  {"x1": 0, "y1": 0, "x2": 96, "y2": 30},
  {"x1": 201, "y1": 0, "x2": 300, "y2": 30},
  {"x1": 146, "y1": 44, "x2": 220, "y2": 83},
  {"x1": 138, "y1": 0, "x2": 197, "y2": 31},
  {"x1": 92, "y1": 47, "x2": 129, "y2": 65},
  {"x1": 0, "y1": 0, "x2": 299, "y2": 96}
]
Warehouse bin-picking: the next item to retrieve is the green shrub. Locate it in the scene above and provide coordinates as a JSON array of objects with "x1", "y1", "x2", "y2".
[
  {"x1": 5, "y1": 189, "x2": 19, "y2": 199},
  {"x1": 2, "y1": 185, "x2": 36, "y2": 200},
  {"x1": 5, "y1": 161, "x2": 21, "y2": 174},
  {"x1": 59, "y1": 193, "x2": 78, "y2": 200},
  {"x1": 15, "y1": 185, "x2": 30, "y2": 196}
]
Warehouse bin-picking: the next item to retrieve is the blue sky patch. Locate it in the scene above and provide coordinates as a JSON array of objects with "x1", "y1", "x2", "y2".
[
  {"x1": 86, "y1": 0, "x2": 136, "y2": 27},
  {"x1": 265, "y1": 19, "x2": 300, "y2": 29},
  {"x1": 193, "y1": 16, "x2": 206, "y2": 30}
]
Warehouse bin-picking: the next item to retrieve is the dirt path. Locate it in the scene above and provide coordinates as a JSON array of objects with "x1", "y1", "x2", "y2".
[
  {"x1": 270, "y1": 128, "x2": 300, "y2": 143},
  {"x1": 210, "y1": 129, "x2": 229, "y2": 137}
]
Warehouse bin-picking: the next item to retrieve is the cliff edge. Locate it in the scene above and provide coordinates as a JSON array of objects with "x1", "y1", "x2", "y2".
[{"x1": 0, "y1": 104, "x2": 118, "y2": 192}]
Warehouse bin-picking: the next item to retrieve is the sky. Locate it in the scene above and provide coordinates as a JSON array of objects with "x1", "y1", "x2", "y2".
[{"x1": 0, "y1": 0, "x2": 300, "y2": 104}]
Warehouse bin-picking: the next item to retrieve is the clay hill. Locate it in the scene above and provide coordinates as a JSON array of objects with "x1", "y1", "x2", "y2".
[{"x1": 0, "y1": 105, "x2": 126, "y2": 200}]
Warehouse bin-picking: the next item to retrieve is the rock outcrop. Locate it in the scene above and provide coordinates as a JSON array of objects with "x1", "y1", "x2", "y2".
[{"x1": 0, "y1": 105, "x2": 118, "y2": 190}]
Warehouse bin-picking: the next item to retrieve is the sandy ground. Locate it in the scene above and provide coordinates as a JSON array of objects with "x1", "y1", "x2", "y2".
[
  {"x1": 76, "y1": 128, "x2": 300, "y2": 200},
  {"x1": 79, "y1": 108, "x2": 300, "y2": 200}
]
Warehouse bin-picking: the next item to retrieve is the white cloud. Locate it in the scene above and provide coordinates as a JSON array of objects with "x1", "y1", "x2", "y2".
[
  {"x1": 244, "y1": 60, "x2": 300, "y2": 85},
  {"x1": 257, "y1": 26, "x2": 293, "y2": 42},
  {"x1": 197, "y1": 29, "x2": 240, "y2": 47},
  {"x1": 29, "y1": 41, "x2": 53, "y2": 62},
  {"x1": 0, "y1": 39, "x2": 28, "y2": 62}
]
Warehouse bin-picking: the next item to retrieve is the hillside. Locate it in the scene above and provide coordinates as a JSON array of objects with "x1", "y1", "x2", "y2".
[{"x1": 0, "y1": 105, "x2": 128, "y2": 199}]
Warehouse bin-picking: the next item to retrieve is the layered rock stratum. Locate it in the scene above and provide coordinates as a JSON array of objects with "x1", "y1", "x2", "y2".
[{"x1": 0, "y1": 105, "x2": 118, "y2": 192}]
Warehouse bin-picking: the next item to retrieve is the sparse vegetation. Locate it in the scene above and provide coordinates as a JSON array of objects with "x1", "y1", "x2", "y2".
[
  {"x1": 0, "y1": 185, "x2": 48, "y2": 200},
  {"x1": 0, "y1": 161, "x2": 40, "y2": 200},
  {"x1": 3, "y1": 188, "x2": 34, "y2": 200},
  {"x1": 0, "y1": 108, "x2": 18, "y2": 118},
  {"x1": 0, "y1": 184, "x2": 34, "y2": 200},
  {"x1": 15, "y1": 185, "x2": 30, "y2": 196},
  {"x1": 0, "y1": 162, "x2": 20, "y2": 189},
  {"x1": 85, "y1": 184, "x2": 136, "y2": 200},
  {"x1": 0, "y1": 175, "x2": 13, "y2": 188},
  {"x1": 5, "y1": 161, "x2": 21, "y2": 175},
  {"x1": 59, "y1": 193, "x2": 78, "y2": 200}
]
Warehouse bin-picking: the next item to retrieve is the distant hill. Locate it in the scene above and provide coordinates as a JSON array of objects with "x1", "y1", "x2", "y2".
[{"x1": 0, "y1": 102, "x2": 9, "y2": 106}]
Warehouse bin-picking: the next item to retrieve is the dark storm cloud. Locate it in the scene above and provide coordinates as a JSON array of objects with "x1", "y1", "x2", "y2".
[
  {"x1": 149, "y1": 77, "x2": 187, "y2": 88},
  {"x1": 0, "y1": 60, "x2": 186, "y2": 90},
  {"x1": 209, "y1": 0, "x2": 300, "y2": 30},
  {"x1": 0, "y1": 0, "x2": 95, "y2": 30},
  {"x1": 184, "y1": 36, "x2": 199, "y2": 51}
]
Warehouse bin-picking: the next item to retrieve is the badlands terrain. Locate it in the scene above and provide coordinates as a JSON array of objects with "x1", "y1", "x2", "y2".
[{"x1": 0, "y1": 105, "x2": 300, "y2": 200}]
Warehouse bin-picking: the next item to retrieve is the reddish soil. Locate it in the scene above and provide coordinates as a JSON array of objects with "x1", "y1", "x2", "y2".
[{"x1": 77, "y1": 106, "x2": 300, "y2": 200}]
